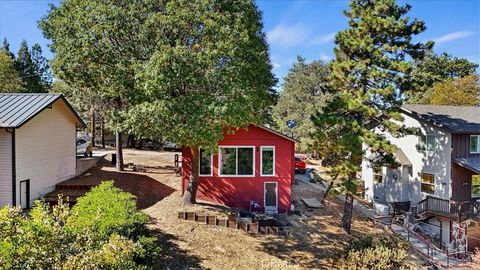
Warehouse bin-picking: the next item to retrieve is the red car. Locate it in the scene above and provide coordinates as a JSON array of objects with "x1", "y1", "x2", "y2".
[{"x1": 295, "y1": 157, "x2": 307, "y2": 174}]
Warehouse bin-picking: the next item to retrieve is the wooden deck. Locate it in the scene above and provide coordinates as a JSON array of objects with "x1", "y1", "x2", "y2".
[{"x1": 414, "y1": 196, "x2": 480, "y2": 222}]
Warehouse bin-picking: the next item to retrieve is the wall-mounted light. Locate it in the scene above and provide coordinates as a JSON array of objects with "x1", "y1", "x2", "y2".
[{"x1": 462, "y1": 182, "x2": 469, "y2": 186}]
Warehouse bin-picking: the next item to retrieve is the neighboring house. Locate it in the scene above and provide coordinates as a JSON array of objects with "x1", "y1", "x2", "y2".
[
  {"x1": 0, "y1": 93, "x2": 85, "y2": 209},
  {"x1": 362, "y1": 104, "x2": 480, "y2": 251},
  {"x1": 181, "y1": 124, "x2": 296, "y2": 213}
]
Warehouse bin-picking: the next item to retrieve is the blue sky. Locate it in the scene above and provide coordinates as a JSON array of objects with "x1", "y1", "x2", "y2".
[{"x1": 1, "y1": 0, "x2": 479, "y2": 87}]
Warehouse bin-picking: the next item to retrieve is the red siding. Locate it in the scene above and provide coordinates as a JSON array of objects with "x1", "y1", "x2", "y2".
[
  {"x1": 182, "y1": 125, "x2": 295, "y2": 212},
  {"x1": 452, "y1": 134, "x2": 480, "y2": 158}
]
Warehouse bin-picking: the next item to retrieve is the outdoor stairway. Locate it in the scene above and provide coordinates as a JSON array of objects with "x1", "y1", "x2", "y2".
[
  {"x1": 391, "y1": 224, "x2": 464, "y2": 268},
  {"x1": 44, "y1": 182, "x2": 96, "y2": 206}
]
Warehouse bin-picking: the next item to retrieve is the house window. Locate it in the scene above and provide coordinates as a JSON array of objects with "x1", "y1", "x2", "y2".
[
  {"x1": 261, "y1": 146, "x2": 275, "y2": 176},
  {"x1": 199, "y1": 148, "x2": 212, "y2": 176},
  {"x1": 219, "y1": 146, "x2": 254, "y2": 176},
  {"x1": 373, "y1": 167, "x2": 383, "y2": 183},
  {"x1": 472, "y1": 175, "x2": 480, "y2": 197},
  {"x1": 471, "y1": 135, "x2": 480, "y2": 154},
  {"x1": 421, "y1": 173, "x2": 435, "y2": 194},
  {"x1": 418, "y1": 134, "x2": 436, "y2": 152}
]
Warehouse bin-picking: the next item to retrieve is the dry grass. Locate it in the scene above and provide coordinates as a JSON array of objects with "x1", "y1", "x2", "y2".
[{"x1": 80, "y1": 148, "x2": 427, "y2": 269}]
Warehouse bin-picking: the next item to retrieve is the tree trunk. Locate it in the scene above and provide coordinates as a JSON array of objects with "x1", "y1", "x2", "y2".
[
  {"x1": 321, "y1": 181, "x2": 334, "y2": 204},
  {"x1": 90, "y1": 108, "x2": 95, "y2": 147},
  {"x1": 115, "y1": 131, "x2": 124, "y2": 171},
  {"x1": 342, "y1": 192, "x2": 354, "y2": 234},
  {"x1": 182, "y1": 147, "x2": 200, "y2": 205},
  {"x1": 101, "y1": 119, "x2": 105, "y2": 148}
]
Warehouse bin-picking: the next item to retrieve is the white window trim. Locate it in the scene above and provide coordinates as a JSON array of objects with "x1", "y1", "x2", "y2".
[
  {"x1": 260, "y1": 146, "x2": 275, "y2": 177},
  {"x1": 198, "y1": 148, "x2": 213, "y2": 177},
  {"x1": 425, "y1": 134, "x2": 436, "y2": 152},
  {"x1": 264, "y1": 181, "x2": 278, "y2": 212},
  {"x1": 420, "y1": 172, "x2": 436, "y2": 195},
  {"x1": 471, "y1": 135, "x2": 480, "y2": 154},
  {"x1": 218, "y1": 145, "x2": 255, "y2": 177}
]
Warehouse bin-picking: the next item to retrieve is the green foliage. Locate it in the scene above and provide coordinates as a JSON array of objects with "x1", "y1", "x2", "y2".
[
  {"x1": 68, "y1": 181, "x2": 149, "y2": 240},
  {"x1": 0, "y1": 49, "x2": 25, "y2": 92},
  {"x1": 340, "y1": 234, "x2": 413, "y2": 270},
  {"x1": 312, "y1": 0, "x2": 428, "y2": 191},
  {"x1": 14, "y1": 40, "x2": 51, "y2": 93},
  {"x1": 130, "y1": 0, "x2": 276, "y2": 153},
  {"x1": 428, "y1": 75, "x2": 480, "y2": 106},
  {"x1": 0, "y1": 183, "x2": 157, "y2": 269},
  {"x1": 311, "y1": 0, "x2": 429, "y2": 232},
  {"x1": 273, "y1": 56, "x2": 331, "y2": 152},
  {"x1": 407, "y1": 51, "x2": 478, "y2": 103}
]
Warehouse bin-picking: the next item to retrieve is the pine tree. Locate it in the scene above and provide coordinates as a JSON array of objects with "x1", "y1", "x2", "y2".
[
  {"x1": 31, "y1": 44, "x2": 52, "y2": 91},
  {"x1": 15, "y1": 40, "x2": 37, "y2": 92},
  {"x1": 312, "y1": 0, "x2": 429, "y2": 233},
  {"x1": 1, "y1": 38, "x2": 15, "y2": 60},
  {"x1": 0, "y1": 50, "x2": 25, "y2": 92},
  {"x1": 272, "y1": 56, "x2": 330, "y2": 152}
]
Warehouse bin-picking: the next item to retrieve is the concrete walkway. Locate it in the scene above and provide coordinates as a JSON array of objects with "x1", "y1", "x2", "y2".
[{"x1": 295, "y1": 171, "x2": 375, "y2": 219}]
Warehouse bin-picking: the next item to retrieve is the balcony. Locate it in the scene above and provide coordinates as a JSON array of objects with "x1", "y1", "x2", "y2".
[{"x1": 412, "y1": 196, "x2": 480, "y2": 222}]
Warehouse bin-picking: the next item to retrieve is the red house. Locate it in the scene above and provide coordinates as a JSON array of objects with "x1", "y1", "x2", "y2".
[{"x1": 181, "y1": 125, "x2": 296, "y2": 213}]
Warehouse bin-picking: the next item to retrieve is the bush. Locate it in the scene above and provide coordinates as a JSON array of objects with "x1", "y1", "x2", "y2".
[
  {"x1": 339, "y1": 234, "x2": 414, "y2": 270},
  {"x1": 0, "y1": 182, "x2": 158, "y2": 269},
  {"x1": 67, "y1": 181, "x2": 149, "y2": 240}
]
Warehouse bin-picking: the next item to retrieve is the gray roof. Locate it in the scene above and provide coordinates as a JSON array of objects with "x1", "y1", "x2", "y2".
[
  {"x1": 453, "y1": 158, "x2": 480, "y2": 174},
  {"x1": 0, "y1": 93, "x2": 85, "y2": 128},
  {"x1": 402, "y1": 104, "x2": 480, "y2": 134}
]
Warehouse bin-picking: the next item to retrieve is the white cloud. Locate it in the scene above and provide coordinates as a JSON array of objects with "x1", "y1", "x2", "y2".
[
  {"x1": 319, "y1": 53, "x2": 331, "y2": 62},
  {"x1": 272, "y1": 62, "x2": 281, "y2": 69},
  {"x1": 266, "y1": 24, "x2": 309, "y2": 47},
  {"x1": 433, "y1": 31, "x2": 475, "y2": 44},
  {"x1": 310, "y1": 32, "x2": 336, "y2": 45}
]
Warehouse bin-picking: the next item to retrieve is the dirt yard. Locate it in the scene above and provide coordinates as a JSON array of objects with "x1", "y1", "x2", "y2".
[{"x1": 70, "y1": 148, "x2": 427, "y2": 270}]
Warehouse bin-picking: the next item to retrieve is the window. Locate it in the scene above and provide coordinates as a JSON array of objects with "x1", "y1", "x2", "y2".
[
  {"x1": 471, "y1": 135, "x2": 480, "y2": 153},
  {"x1": 421, "y1": 173, "x2": 435, "y2": 194},
  {"x1": 199, "y1": 148, "x2": 212, "y2": 176},
  {"x1": 261, "y1": 146, "x2": 275, "y2": 176},
  {"x1": 219, "y1": 146, "x2": 254, "y2": 176},
  {"x1": 373, "y1": 167, "x2": 383, "y2": 183},
  {"x1": 472, "y1": 175, "x2": 480, "y2": 197},
  {"x1": 418, "y1": 134, "x2": 436, "y2": 152}
]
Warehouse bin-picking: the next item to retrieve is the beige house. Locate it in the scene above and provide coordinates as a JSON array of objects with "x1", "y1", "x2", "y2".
[{"x1": 0, "y1": 93, "x2": 85, "y2": 209}]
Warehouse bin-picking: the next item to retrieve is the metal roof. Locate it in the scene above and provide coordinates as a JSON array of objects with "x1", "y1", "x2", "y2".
[
  {"x1": 402, "y1": 104, "x2": 480, "y2": 134},
  {"x1": 0, "y1": 93, "x2": 85, "y2": 128}
]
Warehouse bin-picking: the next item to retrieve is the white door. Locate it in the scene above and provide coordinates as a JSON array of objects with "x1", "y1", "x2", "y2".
[
  {"x1": 264, "y1": 182, "x2": 278, "y2": 214},
  {"x1": 20, "y1": 180, "x2": 29, "y2": 209}
]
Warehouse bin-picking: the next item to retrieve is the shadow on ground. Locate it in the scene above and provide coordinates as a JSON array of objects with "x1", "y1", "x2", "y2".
[{"x1": 149, "y1": 226, "x2": 206, "y2": 270}]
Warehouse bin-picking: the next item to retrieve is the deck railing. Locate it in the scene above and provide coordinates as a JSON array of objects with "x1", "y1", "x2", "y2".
[{"x1": 415, "y1": 196, "x2": 480, "y2": 221}]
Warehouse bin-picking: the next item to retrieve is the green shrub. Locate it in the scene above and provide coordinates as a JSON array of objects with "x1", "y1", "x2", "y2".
[
  {"x1": 0, "y1": 182, "x2": 158, "y2": 269},
  {"x1": 67, "y1": 181, "x2": 149, "y2": 240},
  {"x1": 339, "y1": 234, "x2": 413, "y2": 270}
]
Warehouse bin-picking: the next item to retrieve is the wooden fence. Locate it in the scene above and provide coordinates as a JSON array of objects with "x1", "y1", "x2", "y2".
[{"x1": 177, "y1": 211, "x2": 289, "y2": 236}]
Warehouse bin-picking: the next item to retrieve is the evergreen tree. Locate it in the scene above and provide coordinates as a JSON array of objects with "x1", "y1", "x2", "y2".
[
  {"x1": 31, "y1": 44, "x2": 52, "y2": 91},
  {"x1": 0, "y1": 50, "x2": 25, "y2": 92},
  {"x1": 1, "y1": 38, "x2": 15, "y2": 60},
  {"x1": 312, "y1": 0, "x2": 429, "y2": 233},
  {"x1": 14, "y1": 40, "x2": 51, "y2": 93},
  {"x1": 272, "y1": 56, "x2": 330, "y2": 152},
  {"x1": 15, "y1": 40, "x2": 36, "y2": 91},
  {"x1": 407, "y1": 51, "x2": 478, "y2": 103}
]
